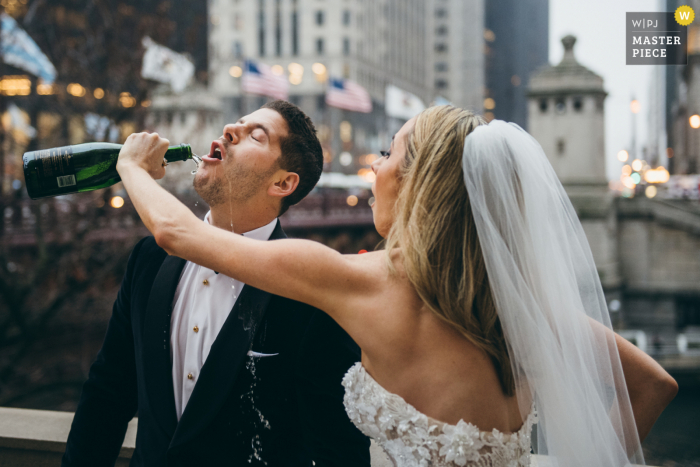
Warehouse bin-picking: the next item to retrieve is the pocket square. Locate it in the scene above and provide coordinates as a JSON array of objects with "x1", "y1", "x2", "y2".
[{"x1": 247, "y1": 351, "x2": 279, "y2": 358}]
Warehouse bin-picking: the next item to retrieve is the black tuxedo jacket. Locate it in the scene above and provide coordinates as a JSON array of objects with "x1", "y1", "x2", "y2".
[{"x1": 62, "y1": 220, "x2": 370, "y2": 467}]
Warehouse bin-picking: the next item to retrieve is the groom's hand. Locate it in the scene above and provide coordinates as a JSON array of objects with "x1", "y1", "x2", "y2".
[{"x1": 117, "y1": 132, "x2": 169, "y2": 180}]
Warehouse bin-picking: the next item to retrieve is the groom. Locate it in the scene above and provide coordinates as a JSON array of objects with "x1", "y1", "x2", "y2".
[{"x1": 62, "y1": 100, "x2": 371, "y2": 466}]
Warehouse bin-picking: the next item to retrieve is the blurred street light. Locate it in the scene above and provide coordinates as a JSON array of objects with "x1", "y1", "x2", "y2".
[
  {"x1": 690, "y1": 114, "x2": 700, "y2": 129},
  {"x1": 630, "y1": 99, "x2": 641, "y2": 114},
  {"x1": 617, "y1": 149, "x2": 629, "y2": 162},
  {"x1": 622, "y1": 164, "x2": 632, "y2": 176},
  {"x1": 1, "y1": 76, "x2": 31, "y2": 96},
  {"x1": 37, "y1": 82, "x2": 55, "y2": 95},
  {"x1": 339, "y1": 152, "x2": 353, "y2": 166},
  {"x1": 645, "y1": 186, "x2": 658, "y2": 198},
  {"x1": 67, "y1": 83, "x2": 86, "y2": 97},
  {"x1": 229, "y1": 66, "x2": 242, "y2": 78},
  {"x1": 484, "y1": 98, "x2": 495, "y2": 110},
  {"x1": 93, "y1": 87, "x2": 105, "y2": 99},
  {"x1": 631, "y1": 172, "x2": 641, "y2": 184},
  {"x1": 644, "y1": 167, "x2": 670, "y2": 184},
  {"x1": 346, "y1": 195, "x2": 358, "y2": 206},
  {"x1": 110, "y1": 196, "x2": 125, "y2": 208},
  {"x1": 631, "y1": 159, "x2": 643, "y2": 171}
]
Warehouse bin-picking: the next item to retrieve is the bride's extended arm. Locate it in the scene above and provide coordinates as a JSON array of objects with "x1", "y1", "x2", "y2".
[
  {"x1": 115, "y1": 133, "x2": 377, "y2": 331},
  {"x1": 587, "y1": 317, "x2": 678, "y2": 442}
]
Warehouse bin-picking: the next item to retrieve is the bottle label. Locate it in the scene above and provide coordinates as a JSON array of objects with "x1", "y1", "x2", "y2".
[{"x1": 34, "y1": 146, "x2": 76, "y2": 190}]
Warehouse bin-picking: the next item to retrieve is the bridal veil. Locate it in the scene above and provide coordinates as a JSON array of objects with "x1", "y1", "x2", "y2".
[{"x1": 462, "y1": 120, "x2": 644, "y2": 466}]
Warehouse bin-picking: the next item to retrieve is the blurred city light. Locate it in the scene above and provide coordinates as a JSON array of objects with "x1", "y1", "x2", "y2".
[
  {"x1": 271, "y1": 65, "x2": 284, "y2": 75},
  {"x1": 110, "y1": 196, "x2": 125, "y2": 208},
  {"x1": 621, "y1": 187, "x2": 634, "y2": 198},
  {"x1": 340, "y1": 121, "x2": 352, "y2": 142},
  {"x1": 622, "y1": 164, "x2": 632, "y2": 176},
  {"x1": 312, "y1": 63, "x2": 326, "y2": 75},
  {"x1": 690, "y1": 114, "x2": 700, "y2": 129},
  {"x1": 484, "y1": 97, "x2": 495, "y2": 110},
  {"x1": 666, "y1": 147, "x2": 674, "y2": 158},
  {"x1": 630, "y1": 99, "x2": 641, "y2": 114},
  {"x1": 483, "y1": 29, "x2": 495, "y2": 42},
  {"x1": 644, "y1": 167, "x2": 671, "y2": 184},
  {"x1": 0, "y1": 76, "x2": 31, "y2": 96},
  {"x1": 67, "y1": 83, "x2": 86, "y2": 97},
  {"x1": 119, "y1": 92, "x2": 136, "y2": 108},
  {"x1": 617, "y1": 149, "x2": 629, "y2": 162},
  {"x1": 362, "y1": 153, "x2": 378, "y2": 165},
  {"x1": 645, "y1": 185, "x2": 658, "y2": 198},
  {"x1": 229, "y1": 66, "x2": 242, "y2": 78},
  {"x1": 36, "y1": 83, "x2": 55, "y2": 95},
  {"x1": 141, "y1": 100, "x2": 152, "y2": 108},
  {"x1": 288, "y1": 62, "x2": 304, "y2": 85},
  {"x1": 93, "y1": 87, "x2": 104, "y2": 99},
  {"x1": 339, "y1": 152, "x2": 353, "y2": 166},
  {"x1": 346, "y1": 195, "x2": 358, "y2": 206},
  {"x1": 621, "y1": 176, "x2": 636, "y2": 189},
  {"x1": 631, "y1": 159, "x2": 643, "y2": 171},
  {"x1": 631, "y1": 172, "x2": 641, "y2": 184},
  {"x1": 357, "y1": 168, "x2": 375, "y2": 182},
  {"x1": 368, "y1": 197, "x2": 375, "y2": 206}
]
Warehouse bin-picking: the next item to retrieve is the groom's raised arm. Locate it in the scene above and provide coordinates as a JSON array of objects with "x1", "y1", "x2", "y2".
[
  {"x1": 295, "y1": 309, "x2": 371, "y2": 467},
  {"x1": 61, "y1": 238, "x2": 146, "y2": 467}
]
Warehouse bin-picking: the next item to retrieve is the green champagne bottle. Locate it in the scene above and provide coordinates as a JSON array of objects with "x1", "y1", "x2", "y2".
[{"x1": 23, "y1": 142, "x2": 193, "y2": 200}]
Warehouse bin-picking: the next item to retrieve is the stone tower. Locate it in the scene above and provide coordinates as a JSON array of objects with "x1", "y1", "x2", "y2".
[
  {"x1": 527, "y1": 35, "x2": 620, "y2": 295},
  {"x1": 527, "y1": 35, "x2": 608, "y2": 188}
]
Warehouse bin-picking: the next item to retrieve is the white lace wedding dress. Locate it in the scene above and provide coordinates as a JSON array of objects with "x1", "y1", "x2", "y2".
[{"x1": 342, "y1": 362, "x2": 537, "y2": 467}]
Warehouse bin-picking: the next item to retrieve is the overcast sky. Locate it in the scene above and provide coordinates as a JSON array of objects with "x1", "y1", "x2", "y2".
[{"x1": 549, "y1": 0, "x2": 663, "y2": 179}]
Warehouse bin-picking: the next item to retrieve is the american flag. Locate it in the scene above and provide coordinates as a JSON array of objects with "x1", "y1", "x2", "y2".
[
  {"x1": 325, "y1": 77, "x2": 372, "y2": 113},
  {"x1": 241, "y1": 59, "x2": 289, "y2": 100}
]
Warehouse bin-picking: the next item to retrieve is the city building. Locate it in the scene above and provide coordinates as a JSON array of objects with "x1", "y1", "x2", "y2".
[
  {"x1": 485, "y1": 0, "x2": 548, "y2": 129},
  {"x1": 426, "y1": 0, "x2": 485, "y2": 112}
]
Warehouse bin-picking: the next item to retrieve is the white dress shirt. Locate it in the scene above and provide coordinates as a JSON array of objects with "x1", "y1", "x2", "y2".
[{"x1": 170, "y1": 212, "x2": 277, "y2": 419}]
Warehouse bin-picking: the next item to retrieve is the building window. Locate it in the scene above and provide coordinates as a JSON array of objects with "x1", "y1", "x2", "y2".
[
  {"x1": 555, "y1": 97, "x2": 566, "y2": 114},
  {"x1": 275, "y1": 0, "x2": 282, "y2": 56},
  {"x1": 435, "y1": 62, "x2": 448, "y2": 72},
  {"x1": 573, "y1": 96, "x2": 583, "y2": 112},
  {"x1": 291, "y1": 8, "x2": 299, "y2": 55},
  {"x1": 316, "y1": 38, "x2": 324, "y2": 55},
  {"x1": 316, "y1": 10, "x2": 325, "y2": 26},
  {"x1": 258, "y1": 0, "x2": 266, "y2": 57},
  {"x1": 436, "y1": 25, "x2": 448, "y2": 36},
  {"x1": 539, "y1": 98, "x2": 548, "y2": 113},
  {"x1": 435, "y1": 8, "x2": 447, "y2": 18},
  {"x1": 342, "y1": 10, "x2": 351, "y2": 26},
  {"x1": 343, "y1": 37, "x2": 350, "y2": 56},
  {"x1": 233, "y1": 41, "x2": 243, "y2": 58},
  {"x1": 556, "y1": 138, "x2": 566, "y2": 156},
  {"x1": 435, "y1": 43, "x2": 447, "y2": 53},
  {"x1": 435, "y1": 79, "x2": 448, "y2": 89}
]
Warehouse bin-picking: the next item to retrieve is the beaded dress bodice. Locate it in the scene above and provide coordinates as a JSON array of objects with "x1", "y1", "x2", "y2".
[{"x1": 342, "y1": 362, "x2": 537, "y2": 467}]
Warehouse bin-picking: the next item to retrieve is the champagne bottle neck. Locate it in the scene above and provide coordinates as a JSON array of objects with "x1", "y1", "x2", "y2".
[{"x1": 164, "y1": 144, "x2": 192, "y2": 163}]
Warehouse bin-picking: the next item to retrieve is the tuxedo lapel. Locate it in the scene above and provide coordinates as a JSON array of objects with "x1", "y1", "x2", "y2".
[
  {"x1": 143, "y1": 254, "x2": 187, "y2": 439},
  {"x1": 170, "y1": 219, "x2": 287, "y2": 449}
]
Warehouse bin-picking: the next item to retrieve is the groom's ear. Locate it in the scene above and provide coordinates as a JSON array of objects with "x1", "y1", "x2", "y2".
[{"x1": 268, "y1": 171, "x2": 300, "y2": 199}]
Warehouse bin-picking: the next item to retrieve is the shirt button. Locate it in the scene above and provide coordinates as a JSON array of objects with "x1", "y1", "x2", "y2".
[
  {"x1": 193, "y1": 326, "x2": 199, "y2": 333},
  {"x1": 187, "y1": 373, "x2": 194, "y2": 380},
  {"x1": 202, "y1": 279, "x2": 209, "y2": 285}
]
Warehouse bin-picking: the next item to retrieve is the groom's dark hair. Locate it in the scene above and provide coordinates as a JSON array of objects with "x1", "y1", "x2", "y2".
[{"x1": 262, "y1": 100, "x2": 323, "y2": 216}]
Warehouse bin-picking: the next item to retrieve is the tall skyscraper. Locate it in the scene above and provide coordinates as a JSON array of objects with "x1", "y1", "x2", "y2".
[
  {"x1": 484, "y1": 0, "x2": 549, "y2": 129},
  {"x1": 426, "y1": 0, "x2": 485, "y2": 112}
]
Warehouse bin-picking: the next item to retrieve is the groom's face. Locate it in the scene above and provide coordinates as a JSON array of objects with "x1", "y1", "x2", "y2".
[{"x1": 194, "y1": 108, "x2": 289, "y2": 207}]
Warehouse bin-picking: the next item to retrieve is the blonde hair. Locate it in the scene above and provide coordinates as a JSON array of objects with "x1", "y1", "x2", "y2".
[{"x1": 383, "y1": 105, "x2": 515, "y2": 396}]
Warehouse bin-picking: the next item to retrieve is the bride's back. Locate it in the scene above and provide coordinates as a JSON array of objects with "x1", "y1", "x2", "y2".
[{"x1": 357, "y1": 249, "x2": 526, "y2": 435}]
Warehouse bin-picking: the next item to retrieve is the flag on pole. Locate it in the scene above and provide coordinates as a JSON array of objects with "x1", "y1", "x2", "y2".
[
  {"x1": 1, "y1": 13, "x2": 57, "y2": 84},
  {"x1": 141, "y1": 37, "x2": 195, "y2": 93},
  {"x1": 325, "y1": 77, "x2": 372, "y2": 113},
  {"x1": 385, "y1": 85, "x2": 425, "y2": 120},
  {"x1": 241, "y1": 59, "x2": 289, "y2": 100}
]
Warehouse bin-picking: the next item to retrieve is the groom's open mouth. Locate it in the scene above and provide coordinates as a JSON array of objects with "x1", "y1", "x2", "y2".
[{"x1": 202, "y1": 140, "x2": 225, "y2": 163}]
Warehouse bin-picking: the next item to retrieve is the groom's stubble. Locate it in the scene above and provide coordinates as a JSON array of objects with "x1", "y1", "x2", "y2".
[{"x1": 193, "y1": 156, "x2": 279, "y2": 207}]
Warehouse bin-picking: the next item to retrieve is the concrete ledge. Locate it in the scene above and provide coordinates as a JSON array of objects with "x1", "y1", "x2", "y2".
[{"x1": 0, "y1": 407, "x2": 651, "y2": 467}]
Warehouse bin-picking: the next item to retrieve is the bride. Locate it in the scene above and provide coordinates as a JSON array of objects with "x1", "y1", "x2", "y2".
[{"x1": 116, "y1": 105, "x2": 677, "y2": 466}]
